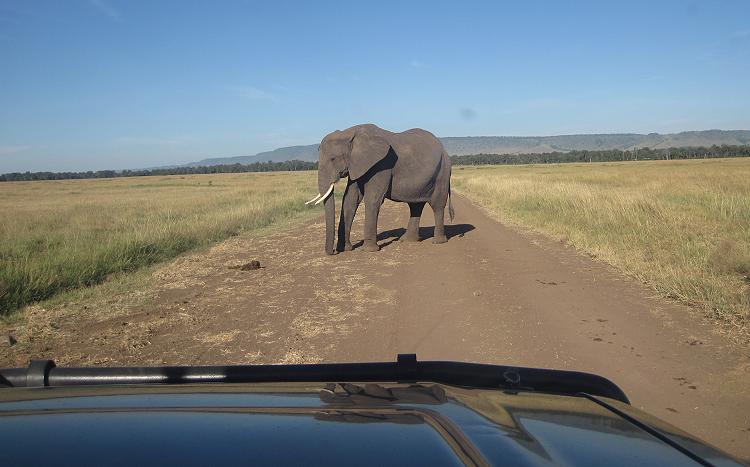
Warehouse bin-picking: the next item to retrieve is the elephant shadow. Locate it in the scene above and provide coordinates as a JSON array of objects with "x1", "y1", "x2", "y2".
[{"x1": 351, "y1": 223, "x2": 475, "y2": 251}]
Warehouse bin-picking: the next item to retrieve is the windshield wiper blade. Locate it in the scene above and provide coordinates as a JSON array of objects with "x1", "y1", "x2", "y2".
[{"x1": 0, "y1": 354, "x2": 629, "y2": 404}]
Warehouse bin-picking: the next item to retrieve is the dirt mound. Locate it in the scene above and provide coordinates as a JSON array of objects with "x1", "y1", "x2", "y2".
[{"x1": 228, "y1": 260, "x2": 263, "y2": 271}]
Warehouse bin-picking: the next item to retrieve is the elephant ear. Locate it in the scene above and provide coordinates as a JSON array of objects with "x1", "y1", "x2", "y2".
[{"x1": 348, "y1": 130, "x2": 391, "y2": 181}]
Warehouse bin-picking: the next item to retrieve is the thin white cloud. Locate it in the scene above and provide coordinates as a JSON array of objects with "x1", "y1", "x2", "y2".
[
  {"x1": 114, "y1": 136, "x2": 183, "y2": 146},
  {"x1": 655, "y1": 118, "x2": 691, "y2": 129},
  {"x1": 229, "y1": 85, "x2": 275, "y2": 101},
  {"x1": 523, "y1": 97, "x2": 565, "y2": 109},
  {"x1": 0, "y1": 145, "x2": 30, "y2": 156},
  {"x1": 410, "y1": 60, "x2": 425, "y2": 68},
  {"x1": 643, "y1": 74, "x2": 664, "y2": 82},
  {"x1": 88, "y1": 0, "x2": 122, "y2": 22}
]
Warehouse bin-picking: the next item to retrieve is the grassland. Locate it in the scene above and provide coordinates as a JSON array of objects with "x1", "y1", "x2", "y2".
[
  {"x1": 453, "y1": 158, "x2": 750, "y2": 334},
  {"x1": 0, "y1": 171, "x2": 317, "y2": 315},
  {"x1": 4, "y1": 159, "x2": 749, "y2": 336}
]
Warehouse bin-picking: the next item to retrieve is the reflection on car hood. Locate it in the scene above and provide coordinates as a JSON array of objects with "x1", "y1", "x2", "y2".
[{"x1": 0, "y1": 383, "x2": 740, "y2": 466}]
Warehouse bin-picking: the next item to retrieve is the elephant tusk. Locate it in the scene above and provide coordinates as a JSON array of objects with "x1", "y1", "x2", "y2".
[
  {"x1": 304, "y1": 193, "x2": 322, "y2": 205},
  {"x1": 314, "y1": 183, "x2": 335, "y2": 205}
]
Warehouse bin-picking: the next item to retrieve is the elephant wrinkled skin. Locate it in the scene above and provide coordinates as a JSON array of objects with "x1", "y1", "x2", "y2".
[{"x1": 308, "y1": 124, "x2": 454, "y2": 255}]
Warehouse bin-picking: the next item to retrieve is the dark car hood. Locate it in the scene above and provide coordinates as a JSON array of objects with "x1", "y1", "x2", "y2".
[{"x1": 0, "y1": 383, "x2": 740, "y2": 466}]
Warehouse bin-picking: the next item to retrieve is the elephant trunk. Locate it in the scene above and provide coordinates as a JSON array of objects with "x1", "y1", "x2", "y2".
[{"x1": 323, "y1": 187, "x2": 336, "y2": 255}]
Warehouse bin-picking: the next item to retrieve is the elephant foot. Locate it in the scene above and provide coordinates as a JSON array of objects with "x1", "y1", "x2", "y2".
[
  {"x1": 362, "y1": 241, "x2": 380, "y2": 252},
  {"x1": 326, "y1": 248, "x2": 339, "y2": 256},
  {"x1": 336, "y1": 242, "x2": 353, "y2": 252},
  {"x1": 432, "y1": 235, "x2": 447, "y2": 244},
  {"x1": 398, "y1": 232, "x2": 420, "y2": 242}
]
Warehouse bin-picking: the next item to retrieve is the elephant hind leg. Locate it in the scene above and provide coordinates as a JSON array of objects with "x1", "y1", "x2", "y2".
[
  {"x1": 431, "y1": 204, "x2": 447, "y2": 244},
  {"x1": 400, "y1": 202, "x2": 425, "y2": 242},
  {"x1": 429, "y1": 192, "x2": 448, "y2": 244},
  {"x1": 430, "y1": 151, "x2": 451, "y2": 244}
]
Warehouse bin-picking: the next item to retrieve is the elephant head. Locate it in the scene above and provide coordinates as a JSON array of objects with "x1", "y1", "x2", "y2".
[{"x1": 304, "y1": 125, "x2": 391, "y2": 255}]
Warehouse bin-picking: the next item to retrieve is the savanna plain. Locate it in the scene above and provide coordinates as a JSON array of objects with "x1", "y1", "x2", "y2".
[
  {"x1": 453, "y1": 159, "x2": 750, "y2": 337},
  {"x1": 0, "y1": 172, "x2": 319, "y2": 315},
  {"x1": 3, "y1": 158, "x2": 748, "y2": 337},
  {"x1": 2, "y1": 158, "x2": 750, "y2": 458}
]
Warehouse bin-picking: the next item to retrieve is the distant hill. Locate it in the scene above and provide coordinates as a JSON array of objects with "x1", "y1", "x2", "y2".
[
  {"x1": 181, "y1": 130, "x2": 750, "y2": 166},
  {"x1": 184, "y1": 145, "x2": 318, "y2": 167},
  {"x1": 440, "y1": 130, "x2": 750, "y2": 155}
]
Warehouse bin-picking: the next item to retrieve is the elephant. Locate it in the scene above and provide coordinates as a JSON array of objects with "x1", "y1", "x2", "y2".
[{"x1": 305, "y1": 124, "x2": 454, "y2": 255}]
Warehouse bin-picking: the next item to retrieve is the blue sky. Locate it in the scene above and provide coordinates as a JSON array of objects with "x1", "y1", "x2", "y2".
[{"x1": 1, "y1": 1, "x2": 749, "y2": 172}]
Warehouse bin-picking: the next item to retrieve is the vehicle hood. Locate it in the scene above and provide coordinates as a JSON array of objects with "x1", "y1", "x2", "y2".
[{"x1": 0, "y1": 383, "x2": 740, "y2": 466}]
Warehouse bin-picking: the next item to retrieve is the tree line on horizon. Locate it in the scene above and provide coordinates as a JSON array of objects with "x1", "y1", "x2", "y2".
[
  {"x1": 0, "y1": 160, "x2": 317, "y2": 182},
  {"x1": 449, "y1": 144, "x2": 750, "y2": 165},
  {"x1": 2, "y1": 145, "x2": 749, "y2": 182}
]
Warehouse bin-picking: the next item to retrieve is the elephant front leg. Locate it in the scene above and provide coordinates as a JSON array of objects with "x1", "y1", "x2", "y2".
[
  {"x1": 362, "y1": 201, "x2": 382, "y2": 251},
  {"x1": 361, "y1": 169, "x2": 391, "y2": 252},
  {"x1": 362, "y1": 194, "x2": 386, "y2": 253},
  {"x1": 337, "y1": 180, "x2": 362, "y2": 252},
  {"x1": 399, "y1": 202, "x2": 425, "y2": 242}
]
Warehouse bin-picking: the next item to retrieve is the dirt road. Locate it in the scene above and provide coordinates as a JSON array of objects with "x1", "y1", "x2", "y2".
[{"x1": 2, "y1": 194, "x2": 749, "y2": 458}]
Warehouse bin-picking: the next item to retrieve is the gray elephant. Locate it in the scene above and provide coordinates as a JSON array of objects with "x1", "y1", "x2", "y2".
[{"x1": 305, "y1": 124, "x2": 454, "y2": 255}]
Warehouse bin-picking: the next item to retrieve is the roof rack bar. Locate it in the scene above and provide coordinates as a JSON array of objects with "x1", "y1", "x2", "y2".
[
  {"x1": 0, "y1": 354, "x2": 629, "y2": 404},
  {"x1": 25, "y1": 359, "x2": 56, "y2": 387}
]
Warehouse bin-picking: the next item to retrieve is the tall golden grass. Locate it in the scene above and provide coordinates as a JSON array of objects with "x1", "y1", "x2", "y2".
[
  {"x1": 453, "y1": 158, "x2": 750, "y2": 333},
  {"x1": 0, "y1": 172, "x2": 317, "y2": 315}
]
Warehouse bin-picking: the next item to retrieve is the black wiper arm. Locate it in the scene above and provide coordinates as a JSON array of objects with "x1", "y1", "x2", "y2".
[{"x1": 0, "y1": 354, "x2": 629, "y2": 404}]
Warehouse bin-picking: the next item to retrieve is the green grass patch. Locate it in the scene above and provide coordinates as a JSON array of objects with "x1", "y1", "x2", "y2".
[{"x1": 0, "y1": 172, "x2": 318, "y2": 315}]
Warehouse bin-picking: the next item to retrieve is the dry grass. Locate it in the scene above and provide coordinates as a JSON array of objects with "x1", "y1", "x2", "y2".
[
  {"x1": 453, "y1": 158, "x2": 750, "y2": 334},
  {"x1": 0, "y1": 171, "x2": 317, "y2": 315}
]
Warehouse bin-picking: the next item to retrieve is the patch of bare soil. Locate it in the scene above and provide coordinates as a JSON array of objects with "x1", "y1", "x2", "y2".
[{"x1": 2, "y1": 195, "x2": 748, "y2": 459}]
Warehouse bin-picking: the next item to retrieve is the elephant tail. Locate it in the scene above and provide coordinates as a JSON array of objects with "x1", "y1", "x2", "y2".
[{"x1": 448, "y1": 187, "x2": 455, "y2": 222}]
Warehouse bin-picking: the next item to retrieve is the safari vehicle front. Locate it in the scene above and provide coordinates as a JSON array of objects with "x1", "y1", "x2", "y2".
[{"x1": 0, "y1": 355, "x2": 742, "y2": 466}]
